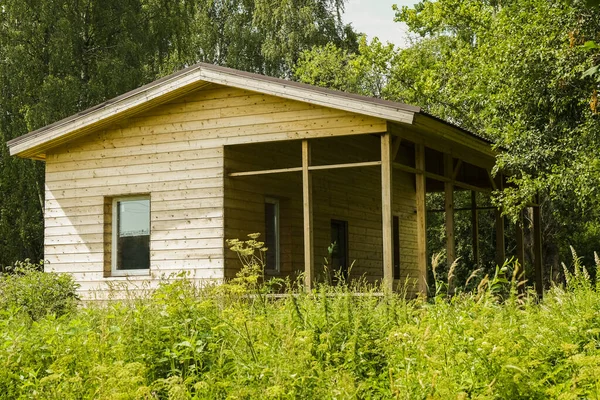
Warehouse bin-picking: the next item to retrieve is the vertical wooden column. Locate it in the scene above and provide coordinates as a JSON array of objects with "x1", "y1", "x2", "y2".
[
  {"x1": 381, "y1": 133, "x2": 394, "y2": 290},
  {"x1": 471, "y1": 191, "x2": 479, "y2": 268},
  {"x1": 533, "y1": 196, "x2": 543, "y2": 297},
  {"x1": 494, "y1": 174, "x2": 506, "y2": 267},
  {"x1": 415, "y1": 143, "x2": 427, "y2": 293},
  {"x1": 302, "y1": 140, "x2": 314, "y2": 290},
  {"x1": 444, "y1": 154, "x2": 455, "y2": 270},
  {"x1": 515, "y1": 210, "x2": 525, "y2": 274}
]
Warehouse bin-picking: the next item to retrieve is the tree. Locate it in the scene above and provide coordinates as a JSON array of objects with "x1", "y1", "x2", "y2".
[
  {"x1": 0, "y1": 0, "x2": 356, "y2": 267},
  {"x1": 296, "y1": 0, "x2": 600, "y2": 280},
  {"x1": 394, "y1": 0, "x2": 600, "y2": 269},
  {"x1": 294, "y1": 36, "x2": 395, "y2": 97}
]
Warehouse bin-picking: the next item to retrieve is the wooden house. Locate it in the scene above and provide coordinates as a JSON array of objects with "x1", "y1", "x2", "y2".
[{"x1": 7, "y1": 63, "x2": 543, "y2": 298}]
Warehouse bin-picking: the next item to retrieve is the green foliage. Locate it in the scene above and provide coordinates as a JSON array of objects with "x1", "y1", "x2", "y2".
[
  {"x1": 3, "y1": 252, "x2": 600, "y2": 397},
  {"x1": 0, "y1": 0, "x2": 356, "y2": 268},
  {"x1": 0, "y1": 260, "x2": 79, "y2": 321},
  {"x1": 296, "y1": 0, "x2": 600, "y2": 281},
  {"x1": 294, "y1": 35, "x2": 396, "y2": 97}
]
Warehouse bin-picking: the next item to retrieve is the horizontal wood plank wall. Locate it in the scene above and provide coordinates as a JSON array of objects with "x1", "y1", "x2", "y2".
[
  {"x1": 223, "y1": 135, "x2": 418, "y2": 287},
  {"x1": 44, "y1": 83, "x2": 387, "y2": 298}
]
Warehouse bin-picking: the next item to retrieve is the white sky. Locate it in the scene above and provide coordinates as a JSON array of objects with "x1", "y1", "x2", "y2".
[{"x1": 342, "y1": 0, "x2": 418, "y2": 48}]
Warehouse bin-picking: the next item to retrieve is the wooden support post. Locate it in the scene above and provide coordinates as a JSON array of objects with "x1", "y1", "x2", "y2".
[
  {"x1": 533, "y1": 197, "x2": 543, "y2": 297},
  {"x1": 415, "y1": 143, "x2": 427, "y2": 294},
  {"x1": 302, "y1": 140, "x2": 314, "y2": 290},
  {"x1": 381, "y1": 133, "x2": 394, "y2": 290},
  {"x1": 515, "y1": 210, "x2": 525, "y2": 275},
  {"x1": 444, "y1": 154, "x2": 455, "y2": 270},
  {"x1": 495, "y1": 174, "x2": 505, "y2": 267},
  {"x1": 471, "y1": 191, "x2": 479, "y2": 268}
]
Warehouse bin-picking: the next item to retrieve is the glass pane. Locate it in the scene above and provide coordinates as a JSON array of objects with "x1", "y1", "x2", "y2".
[
  {"x1": 265, "y1": 202, "x2": 277, "y2": 270},
  {"x1": 330, "y1": 220, "x2": 348, "y2": 280},
  {"x1": 116, "y1": 199, "x2": 150, "y2": 270},
  {"x1": 393, "y1": 216, "x2": 400, "y2": 279}
]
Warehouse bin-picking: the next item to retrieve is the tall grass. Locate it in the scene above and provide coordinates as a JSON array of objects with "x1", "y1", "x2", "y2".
[{"x1": 2, "y1": 247, "x2": 600, "y2": 398}]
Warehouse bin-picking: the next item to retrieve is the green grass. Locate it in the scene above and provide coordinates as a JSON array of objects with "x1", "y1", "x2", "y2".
[{"x1": 2, "y1": 253, "x2": 600, "y2": 399}]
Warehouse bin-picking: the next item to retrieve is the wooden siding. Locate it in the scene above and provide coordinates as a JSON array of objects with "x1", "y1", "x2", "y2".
[
  {"x1": 223, "y1": 135, "x2": 419, "y2": 289},
  {"x1": 44, "y1": 83, "x2": 387, "y2": 298}
]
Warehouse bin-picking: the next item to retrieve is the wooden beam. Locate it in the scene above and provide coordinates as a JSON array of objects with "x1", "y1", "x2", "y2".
[
  {"x1": 309, "y1": 160, "x2": 382, "y2": 171},
  {"x1": 533, "y1": 197, "x2": 543, "y2": 297},
  {"x1": 494, "y1": 174, "x2": 505, "y2": 267},
  {"x1": 515, "y1": 210, "x2": 525, "y2": 281},
  {"x1": 229, "y1": 166, "x2": 302, "y2": 177},
  {"x1": 392, "y1": 162, "x2": 492, "y2": 193},
  {"x1": 471, "y1": 191, "x2": 479, "y2": 268},
  {"x1": 387, "y1": 121, "x2": 496, "y2": 170},
  {"x1": 415, "y1": 143, "x2": 428, "y2": 294},
  {"x1": 381, "y1": 133, "x2": 394, "y2": 291},
  {"x1": 428, "y1": 206, "x2": 497, "y2": 212},
  {"x1": 229, "y1": 160, "x2": 382, "y2": 177},
  {"x1": 444, "y1": 154, "x2": 455, "y2": 271},
  {"x1": 302, "y1": 140, "x2": 314, "y2": 290}
]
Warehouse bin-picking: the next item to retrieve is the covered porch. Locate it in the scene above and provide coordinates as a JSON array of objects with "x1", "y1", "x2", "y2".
[{"x1": 224, "y1": 120, "x2": 543, "y2": 295}]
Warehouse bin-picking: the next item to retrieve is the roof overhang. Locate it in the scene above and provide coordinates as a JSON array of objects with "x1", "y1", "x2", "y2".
[{"x1": 7, "y1": 63, "x2": 421, "y2": 159}]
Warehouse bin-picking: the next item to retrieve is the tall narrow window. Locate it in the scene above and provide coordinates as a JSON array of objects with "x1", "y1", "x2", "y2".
[
  {"x1": 112, "y1": 196, "x2": 150, "y2": 276},
  {"x1": 330, "y1": 219, "x2": 349, "y2": 281},
  {"x1": 393, "y1": 215, "x2": 400, "y2": 280},
  {"x1": 264, "y1": 198, "x2": 280, "y2": 271}
]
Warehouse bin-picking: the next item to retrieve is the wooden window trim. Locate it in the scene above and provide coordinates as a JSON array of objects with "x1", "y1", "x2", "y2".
[{"x1": 110, "y1": 195, "x2": 151, "y2": 277}]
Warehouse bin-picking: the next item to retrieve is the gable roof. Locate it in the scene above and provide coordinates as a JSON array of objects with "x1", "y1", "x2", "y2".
[{"x1": 6, "y1": 62, "x2": 494, "y2": 159}]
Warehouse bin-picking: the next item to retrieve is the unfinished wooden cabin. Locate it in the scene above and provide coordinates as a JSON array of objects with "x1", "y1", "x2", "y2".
[{"x1": 6, "y1": 63, "x2": 543, "y2": 298}]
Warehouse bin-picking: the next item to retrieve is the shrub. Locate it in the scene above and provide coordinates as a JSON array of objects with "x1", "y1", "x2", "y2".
[
  {"x1": 3, "y1": 250, "x2": 600, "y2": 398},
  {"x1": 0, "y1": 259, "x2": 79, "y2": 320}
]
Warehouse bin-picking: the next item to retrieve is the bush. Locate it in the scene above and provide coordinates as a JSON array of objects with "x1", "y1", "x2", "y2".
[
  {"x1": 0, "y1": 259, "x2": 79, "y2": 320},
  {"x1": 3, "y1": 252, "x2": 600, "y2": 398}
]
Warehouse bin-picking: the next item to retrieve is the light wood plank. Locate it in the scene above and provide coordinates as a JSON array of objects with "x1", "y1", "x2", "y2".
[
  {"x1": 309, "y1": 161, "x2": 382, "y2": 171},
  {"x1": 381, "y1": 133, "x2": 394, "y2": 290},
  {"x1": 415, "y1": 143, "x2": 427, "y2": 294},
  {"x1": 392, "y1": 162, "x2": 491, "y2": 193},
  {"x1": 444, "y1": 154, "x2": 455, "y2": 272},
  {"x1": 229, "y1": 160, "x2": 382, "y2": 177},
  {"x1": 515, "y1": 210, "x2": 525, "y2": 279},
  {"x1": 302, "y1": 140, "x2": 314, "y2": 289},
  {"x1": 229, "y1": 167, "x2": 303, "y2": 177},
  {"x1": 533, "y1": 198, "x2": 543, "y2": 297},
  {"x1": 471, "y1": 191, "x2": 479, "y2": 268}
]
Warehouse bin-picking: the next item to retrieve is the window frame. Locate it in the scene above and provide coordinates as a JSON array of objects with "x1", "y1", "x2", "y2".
[
  {"x1": 264, "y1": 197, "x2": 280, "y2": 272},
  {"x1": 111, "y1": 195, "x2": 151, "y2": 277}
]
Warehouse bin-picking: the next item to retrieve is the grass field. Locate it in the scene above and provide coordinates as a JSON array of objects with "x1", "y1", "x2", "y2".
[{"x1": 1, "y1": 250, "x2": 600, "y2": 399}]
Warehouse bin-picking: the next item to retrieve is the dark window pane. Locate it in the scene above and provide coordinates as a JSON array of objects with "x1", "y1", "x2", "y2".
[
  {"x1": 330, "y1": 220, "x2": 348, "y2": 281},
  {"x1": 116, "y1": 199, "x2": 150, "y2": 270},
  {"x1": 393, "y1": 216, "x2": 400, "y2": 279},
  {"x1": 265, "y1": 201, "x2": 278, "y2": 270}
]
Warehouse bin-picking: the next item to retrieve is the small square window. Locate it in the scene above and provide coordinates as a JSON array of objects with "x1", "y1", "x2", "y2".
[{"x1": 111, "y1": 196, "x2": 150, "y2": 276}]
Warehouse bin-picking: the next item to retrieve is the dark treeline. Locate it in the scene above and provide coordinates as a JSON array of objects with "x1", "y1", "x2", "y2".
[{"x1": 0, "y1": 0, "x2": 356, "y2": 266}]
